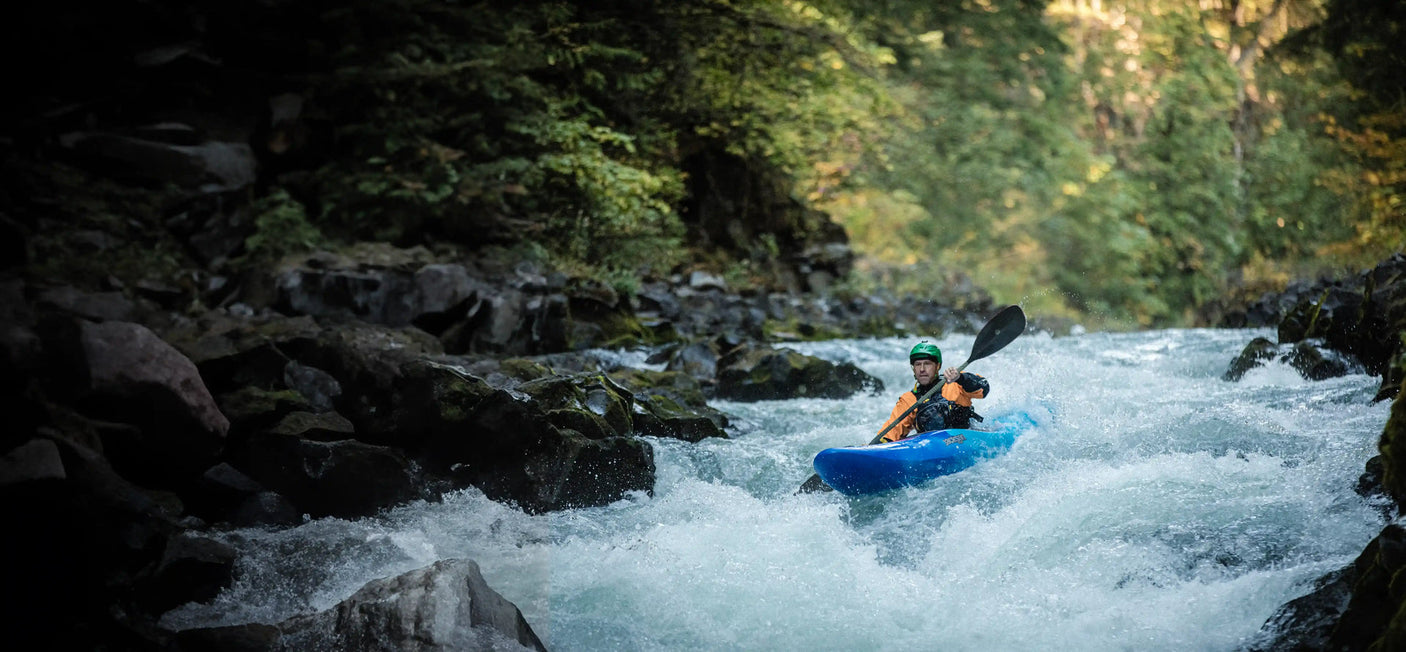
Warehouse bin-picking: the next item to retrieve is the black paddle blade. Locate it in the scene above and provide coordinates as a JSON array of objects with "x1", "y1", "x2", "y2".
[
  {"x1": 965, "y1": 305, "x2": 1026, "y2": 366},
  {"x1": 796, "y1": 473, "x2": 833, "y2": 494}
]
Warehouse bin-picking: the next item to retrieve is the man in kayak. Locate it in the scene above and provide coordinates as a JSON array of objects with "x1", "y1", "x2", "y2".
[{"x1": 878, "y1": 341, "x2": 989, "y2": 442}]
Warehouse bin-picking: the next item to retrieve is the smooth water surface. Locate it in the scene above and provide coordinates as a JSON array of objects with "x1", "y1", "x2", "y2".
[{"x1": 164, "y1": 328, "x2": 1391, "y2": 651}]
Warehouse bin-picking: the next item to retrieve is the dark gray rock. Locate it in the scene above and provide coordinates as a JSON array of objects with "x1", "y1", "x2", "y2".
[
  {"x1": 1224, "y1": 337, "x2": 1279, "y2": 381},
  {"x1": 0, "y1": 439, "x2": 66, "y2": 485},
  {"x1": 139, "y1": 533, "x2": 237, "y2": 613},
  {"x1": 36, "y1": 285, "x2": 137, "y2": 322},
  {"x1": 1243, "y1": 564, "x2": 1356, "y2": 652},
  {"x1": 1287, "y1": 341, "x2": 1351, "y2": 381},
  {"x1": 715, "y1": 343, "x2": 884, "y2": 402},
  {"x1": 69, "y1": 320, "x2": 229, "y2": 479},
  {"x1": 231, "y1": 491, "x2": 302, "y2": 528},
  {"x1": 267, "y1": 411, "x2": 356, "y2": 442},
  {"x1": 282, "y1": 361, "x2": 341, "y2": 413},
  {"x1": 164, "y1": 313, "x2": 321, "y2": 395},
  {"x1": 608, "y1": 367, "x2": 729, "y2": 442},
  {"x1": 277, "y1": 558, "x2": 546, "y2": 651},
  {"x1": 188, "y1": 462, "x2": 265, "y2": 522},
  {"x1": 517, "y1": 374, "x2": 634, "y2": 441},
  {"x1": 241, "y1": 433, "x2": 419, "y2": 519},
  {"x1": 217, "y1": 388, "x2": 316, "y2": 435},
  {"x1": 1224, "y1": 337, "x2": 1354, "y2": 383},
  {"x1": 665, "y1": 340, "x2": 721, "y2": 387},
  {"x1": 276, "y1": 267, "x2": 420, "y2": 326},
  {"x1": 58, "y1": 132, "x2": 256, "y2": 193},
  {"x1": 1242, "y1": 253, "x2": 1406, "y2": 401},
  {"x1": 1249, "y1": 524, "x2": 1406, "y2": 652},
  {"x1": 400, "y1": 363, "x2": 656, "y2": 512}
]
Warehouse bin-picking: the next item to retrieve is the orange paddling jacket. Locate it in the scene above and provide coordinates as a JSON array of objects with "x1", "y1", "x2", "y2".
[{"x1": 877, "y1": 373, "x2": 988, "y2": 443}]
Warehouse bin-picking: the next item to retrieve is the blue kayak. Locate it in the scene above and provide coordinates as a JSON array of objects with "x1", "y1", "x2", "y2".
[{"x1": 812, "y1": 412, "x2": 1037, "y2": 496}]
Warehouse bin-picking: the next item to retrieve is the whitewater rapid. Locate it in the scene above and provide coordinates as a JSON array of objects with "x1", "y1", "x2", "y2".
[{"x1": 163, "y1": 328, "x2": 1391, "y2": 650}]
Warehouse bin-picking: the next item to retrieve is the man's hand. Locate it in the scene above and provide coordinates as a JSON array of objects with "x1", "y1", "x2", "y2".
[{"x1": 942, "y1": 367, "x2": 961, "y2": 383}]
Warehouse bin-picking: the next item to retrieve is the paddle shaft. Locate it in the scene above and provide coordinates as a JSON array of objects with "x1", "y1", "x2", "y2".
[{"x1": 865, "y1": 359, "x2": 973, "y2": 446}]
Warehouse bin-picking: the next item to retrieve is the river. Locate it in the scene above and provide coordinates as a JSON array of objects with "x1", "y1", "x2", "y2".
[{"x1": 162, "y1": 327, "x2": 1390, "y2": 651}]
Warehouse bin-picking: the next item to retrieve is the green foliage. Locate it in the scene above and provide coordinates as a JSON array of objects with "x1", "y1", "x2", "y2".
[
  {"x1": 1241, "y1": 47, "x2": 1362, "y2": 264},
  {"x1": 308, "y1": 0, "x2": 689, "y2": 275},
  {"x1": 824, "y1": 0, "x2": 1399, "y2": 326},
  {"x1": 525, "y1": 110, "x2": 686, "y2": 269},
  {"x1": 243, "y1": 190, "x2": 326, "y2": 262},
  {"x1": 301, "y1": 0, "x2": 896, "y2": 285},
  {"x1": 276, "y1": 0, "x2": 1400, "y2": 327},
  {"x1": 666, "y1": 0, "x2": 901, "y2": 181},
  {"x1": 1125, "y1": 7, "x2": 1244, "y2": 320}
]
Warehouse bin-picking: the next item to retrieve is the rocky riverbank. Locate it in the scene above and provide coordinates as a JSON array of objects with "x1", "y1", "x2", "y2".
[
  {"x1": 1218, "y1": 253, "x2": 1406, "y2": 650},
  {"x1": 6, "y1": 243, "x2": 1405, "y2": 650},
  {"x1": 1, "y1": 220, "x2": 1022, "y2": 650}
]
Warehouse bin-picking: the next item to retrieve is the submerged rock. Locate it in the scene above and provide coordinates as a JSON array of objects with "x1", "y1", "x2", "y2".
[
  {"x1": 1224, "y1": 337, "x2": 1354, "y2": 382},
  {"x1": 276, "y1": 559, "x2": 546, "y2": 651},
  {"x1": 1223, "y1": 336, "x2": 1279, "y2": 381},
  {"x1": 176, "y1": 559, "x2": 546, "y2": 651}
]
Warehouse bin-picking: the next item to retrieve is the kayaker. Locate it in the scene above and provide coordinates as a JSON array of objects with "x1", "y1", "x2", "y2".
[{"x1": 877, "y1": 341, "x2": 989, "y2": 442}]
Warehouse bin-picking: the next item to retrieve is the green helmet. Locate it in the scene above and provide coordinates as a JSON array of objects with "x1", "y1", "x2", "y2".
[{"x1": 909, "y1": 341, "x2": 941, "y2": 365}]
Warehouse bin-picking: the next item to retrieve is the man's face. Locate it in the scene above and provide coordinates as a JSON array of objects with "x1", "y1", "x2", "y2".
[{"x1": 911, "y1": 359, "x2": 939, "y2": 386}]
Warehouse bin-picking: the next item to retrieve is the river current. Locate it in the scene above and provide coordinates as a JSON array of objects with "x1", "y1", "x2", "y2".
[{"x1": 164, "y1": 328, "x2": 1391, "y2": 650}]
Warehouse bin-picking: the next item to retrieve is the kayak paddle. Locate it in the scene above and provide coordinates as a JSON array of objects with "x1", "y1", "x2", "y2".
[{"x1": 796, "y1": 304, "x2": 1027, "y2": 494}]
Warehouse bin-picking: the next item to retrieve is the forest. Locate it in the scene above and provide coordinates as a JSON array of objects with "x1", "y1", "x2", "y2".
[{"x1": 12, "y1": 0, "x2": 1405, "y2": 328}]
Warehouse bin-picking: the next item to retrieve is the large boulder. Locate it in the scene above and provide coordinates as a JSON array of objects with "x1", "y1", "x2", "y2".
[
  {"x1": 186, "y1": 462, "x2": 300, "y2": 528},
  {"x1": 238, "y1": 432, "x2": 421, "y2": 519},
  {"x1": 35, "y1": 285, "x2": 138, "y2": 323},
  {"x1": 290, "y1": 322, "x2": 445, "y2": 442},
  {"x1": 1223, "y1": 337, "x2": 1280, "y2": 381},
  {"x1": 47, "y1": 319, "x2": 229, "y2": 482},
  {"x1": 394, "y1": 363, "x2": 656, "y2": 513},
  {"x1": 274, "y1": 559, "x2": 546, "y2": 651},
  {"x1": 137, "y1": 533, "x2": 238, "y2": 614},
  {"x1": 663, "y1": 339, "x2": 722, "y2": 387},
  {"x1": 58, "y1": 131, "x2": 257, "y2": 194},
  {"x1": 714, "y1": 343, "x2": 884, "y2": 402}
]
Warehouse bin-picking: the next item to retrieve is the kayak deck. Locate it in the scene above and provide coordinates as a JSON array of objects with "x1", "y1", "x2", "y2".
[{"x1": 812, "y1": 412, "x2": 1036, "y2": 496}]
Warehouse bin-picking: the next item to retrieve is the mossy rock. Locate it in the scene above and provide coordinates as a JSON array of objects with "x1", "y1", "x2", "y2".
[
  {"x1": 715, "y1": 344, "x2": 883, "y2": 402},
  {"x1": 544, "y1": 408, "x2": 615, "y2": 440},
  {"x1": 1378, "y1": 375, "x2": 1406, "y2": 507},
  {"x1": 607, "y1": 368, "x2": 711, "y2": 411},
  {"x1": 217, "y1": 387, "x2": 314, "y2": 433},
  {"x1": 498, "y1": 358, "x2": 554, "y2": 383},
  {"x1": 518, "y1": 373, "x2": 634, "y2": 437},
  {"x1": 517, "y1": 376, "x2": 587, "y2": 410}
]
